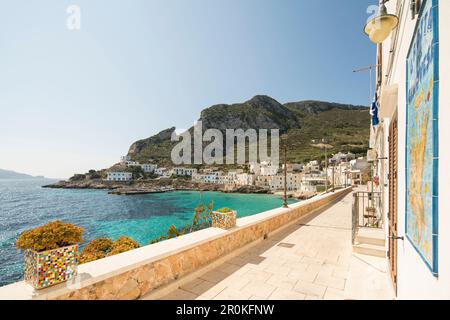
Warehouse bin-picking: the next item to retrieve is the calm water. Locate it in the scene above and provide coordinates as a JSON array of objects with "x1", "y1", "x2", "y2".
[{"x1": 0, "y1": 179, "x2": 296, "y2": 287}]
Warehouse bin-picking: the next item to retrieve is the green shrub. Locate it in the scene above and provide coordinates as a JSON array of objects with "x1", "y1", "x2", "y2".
[
  {"x1": 148, "y1": 202, "x2": 215, "y2": 245},
  {"x1": 107, "y1": 236, "x2": 140, "y2": 256},
  {"x1": 149, "y1": 236, "x2": 166, "y2": 245},
  {"x1": 87, "y1": 171, "x2": 102, "y2": 179},
  {"x1": 126, "y1": 166, "x2": 145, "y2": 179},
  {"x1": 191, "y1": 202, "x2": 214, "y2": 230},
  {"x1": 69, "y1": 174, "x2": 86, "y2": 181},
  {"x1": 167, "y1": 225, "x2": 181, "y2": 239},
  {"x1": 216, "y1": 207, "x2": 233, "y2": 213},
  {"x1": 79, "y1": 236, "x2": 140, "y2": 264},
  {"x1": 79, "y1": 238, "x2": 114, "y2": 264},
  {"x1": 16, "y1": 221, "x2": 83, "y2": 252}
]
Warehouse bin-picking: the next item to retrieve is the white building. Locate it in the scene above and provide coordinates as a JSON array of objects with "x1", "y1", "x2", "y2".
[
  {"x1": 267, "y1": 173, "x2": 303, "y2": 191},
  {"x1": 329, "y1": 152, "x2": 356, "y2": 165},
  {"x1": 304, "y1": 160, "x2": 321, "y2": 173},
  {"x1": 125, "y1": 161, "x2": 140, "y2": 167},
  {"x1": 261, "y1": 163, "x2": 279, "y2": 176},
  {"x1": 154, "y1": 168, "x2": 168, "y2": 176},
  {"x1": 326, "y1": 163, "x2": 353, "y2": 188},
  {"x1": 343, "y1": 158, "x2": 370, "y2": 186},
  {"x1": 192, "y1": 172, "x2": 221, "y2": 184},
  {"x1": 227, "y1": 171, "x2": 238, "y2": 181},
  {"x1": 173, "y1": 167, "x2": 198, "y2": 177},
  {"x1": 255, "y1": 175, "x2": 271, "y2": 189},
  {"x1": 302, "y1": 173, "x2": 327, "y2": 186},
  {"x1": 364, "y1": 0, "x2": 450, "y2": 299},
  {"x1": 250, "y1": 161, "x2": 279, "y2": 176},
  {"x1": 350, "y1": 158, "x2": 369, "y2": 171},
  {"x1": 217, "y1": 174, "x2": 232, "y2": 185},
  {"x1": 193, "y1": 170, "x2": 253, "y2": 185},
  {"x1": 141, "y1": 164, "x2": 157, "y2": 173},
  {"x1": 282, "y1": 163, "x2": 304, "y2": 173},
  {"x1": 299, "y1": 181, "x2": 317, "y2": 193},
  {"x1": 287, "y1": 173, "x2": 303, "y2": 190},
  {"x1": 269, "y1": 175, "x2": 284, "y2": 191},
  {"x1": 249, "y1": 163, "x2": 261, "y2": 175},
  {"x1": 106, "y1": 172, "x2": 132, "y2": 182},
  {"x1": 235, "y1": 173, "x2": 254, "y2": 186},
  {"x1": 334, "y1": 162, "x2": 352, "y2": 187}
]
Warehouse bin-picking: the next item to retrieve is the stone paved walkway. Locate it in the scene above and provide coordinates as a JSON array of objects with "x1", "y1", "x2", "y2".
[{"x1": 158, "y1": 192, "x2": 395, "y2": 300}]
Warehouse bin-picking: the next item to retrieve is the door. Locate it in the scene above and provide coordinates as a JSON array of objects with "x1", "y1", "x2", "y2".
[{"x1": 388, "y1": 112, "x2": 398, "y2": 293}]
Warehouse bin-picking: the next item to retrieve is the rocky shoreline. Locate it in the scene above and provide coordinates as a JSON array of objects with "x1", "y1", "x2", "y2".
[{"x1": 42, "y1": 179, "x2": 273, "y2": 196}]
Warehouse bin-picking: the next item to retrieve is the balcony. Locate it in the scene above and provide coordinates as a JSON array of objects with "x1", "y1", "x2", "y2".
[{"x1": 352, "y1": 191, "x2": 386, "y2": 258}]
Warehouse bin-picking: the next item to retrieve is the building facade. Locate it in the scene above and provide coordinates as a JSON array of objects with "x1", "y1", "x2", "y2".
[
  {"x1": 141, "y1": 164, "x2": 157, "y2": 173},
  {"x1": 369, "y1": 0, "x2": 449, "y2": 299},
  {"x1": 192, "y1": 172, "x2": 220, "y2": 184},
  {"x1": 304, "y1": 160, "x2": 321, "y2": 173},
  {"x1": 154, "y1": 168, "x2": 169, "y2": 176},
  {"x1": 329, "y1": 152, "x2": 356, "y2": 165},
  {"x1": 106, "y1": 172, "x2": 133, "y2": 182},
  {"x1": 173, "y1": 167, "x2": 198, "y2": 177}
]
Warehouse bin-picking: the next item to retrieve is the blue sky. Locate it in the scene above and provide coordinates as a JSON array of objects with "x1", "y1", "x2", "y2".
[{"x1": 0, "y1": 0, "x2": 377, "y2": 178}]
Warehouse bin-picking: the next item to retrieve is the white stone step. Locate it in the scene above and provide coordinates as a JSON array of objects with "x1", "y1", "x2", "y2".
[
  {"x1": 352, "y1": 253, "x2": 388, "y2": 273},
  {"x1": 355, "y1": 228, "x2": 386, "y2": 246},
  {"x1": 353, "y1": 243, "x2": 386, "y2": 258}
]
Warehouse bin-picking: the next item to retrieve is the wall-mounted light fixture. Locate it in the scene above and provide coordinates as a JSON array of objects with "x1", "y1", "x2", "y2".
[{"x1": 364, "y1": 0, "x2": 399, "y2": 44}]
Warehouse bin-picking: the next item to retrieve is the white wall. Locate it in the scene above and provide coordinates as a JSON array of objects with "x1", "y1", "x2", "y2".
[{"x1": 383, "y1": 0, "x2": 450, "y2": 299}]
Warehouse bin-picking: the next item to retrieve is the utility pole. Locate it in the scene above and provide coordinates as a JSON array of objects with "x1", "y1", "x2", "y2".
[
  {"x1": 325, "y1": 151, "x2": 328, "y2": 192},
  {"x1": 283, "y1": 140, "x2": 289, "y2": 208},
  {"x1": 332, "y1": 166, "x2": 335, "y2": 192},
  {"x1": 345, "y1": 170, "x2": 348, "y2": 188},
  {"x1": 323, "y1": 139, "x2": 328, "y2": 193}
]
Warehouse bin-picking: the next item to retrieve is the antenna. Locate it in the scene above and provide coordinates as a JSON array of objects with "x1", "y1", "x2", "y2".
[{"x1": 353, "y1": 64, "x2": 377, "y2": 105}]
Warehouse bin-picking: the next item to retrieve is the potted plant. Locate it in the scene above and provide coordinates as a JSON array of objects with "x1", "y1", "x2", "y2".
[
  {"x1": 211, "y1": 207, "x2": 237, "y2": 230},
  {"x1": 16, "y1": 220, "x2": 83, "y2": 289}
]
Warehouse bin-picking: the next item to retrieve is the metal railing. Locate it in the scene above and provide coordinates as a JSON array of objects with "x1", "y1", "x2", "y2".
[{"x1": 352, "y1": 191, "x2": 382, "y2": 244}]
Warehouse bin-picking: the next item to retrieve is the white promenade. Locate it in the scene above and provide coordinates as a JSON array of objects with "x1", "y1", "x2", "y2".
[{"x1": 158, "y1": 191, "x2": 395, "y2": 300}]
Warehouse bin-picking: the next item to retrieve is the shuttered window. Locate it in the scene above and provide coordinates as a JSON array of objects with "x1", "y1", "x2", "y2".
[{"x1": 388, "y1": 112, "x2": 398, "y2": 293}]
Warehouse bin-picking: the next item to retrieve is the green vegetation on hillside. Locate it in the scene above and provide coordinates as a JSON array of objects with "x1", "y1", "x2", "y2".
[{"x1": 127, "y1": 96, "x2": 369, "y2": 166}]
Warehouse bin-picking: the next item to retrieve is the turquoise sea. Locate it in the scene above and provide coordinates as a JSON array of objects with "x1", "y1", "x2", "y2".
[{"x1": 0, "y1": 179, "x2": 296, "y2": 287}]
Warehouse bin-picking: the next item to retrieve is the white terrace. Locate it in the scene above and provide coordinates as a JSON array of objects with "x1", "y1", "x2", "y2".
[{"x1": 152, "y1": 190, "x2": 394, "y2": 300}]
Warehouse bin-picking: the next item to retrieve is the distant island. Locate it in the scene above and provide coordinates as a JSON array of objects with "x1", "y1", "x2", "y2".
[{"x1": 0, "y1": 169, "x2": 44, "y2": 180}]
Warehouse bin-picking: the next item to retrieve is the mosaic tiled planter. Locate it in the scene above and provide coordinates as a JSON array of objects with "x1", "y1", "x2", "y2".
[
  {"x1": 211, "y1": 210, "x2": 237, "y2": 230},
  {"x1": 24, "y1": 244, "x2": 78, "y2": 289}
]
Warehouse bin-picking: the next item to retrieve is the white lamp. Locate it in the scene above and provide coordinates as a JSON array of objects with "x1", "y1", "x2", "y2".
[{"x1": 364, "y1": 2, "x2": 399, "y2": 44}]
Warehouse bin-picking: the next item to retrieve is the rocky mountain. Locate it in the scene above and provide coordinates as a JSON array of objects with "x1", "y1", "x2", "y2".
[
  {"x1": 127, "y1": 95, "x2": 370, "y2": 166},
  {"x1": 128, "y1": 127, "x2": 176, "y2": 159},
  {"x1": 200, "y1": 95, "x2": 299, "y2": 132}
]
